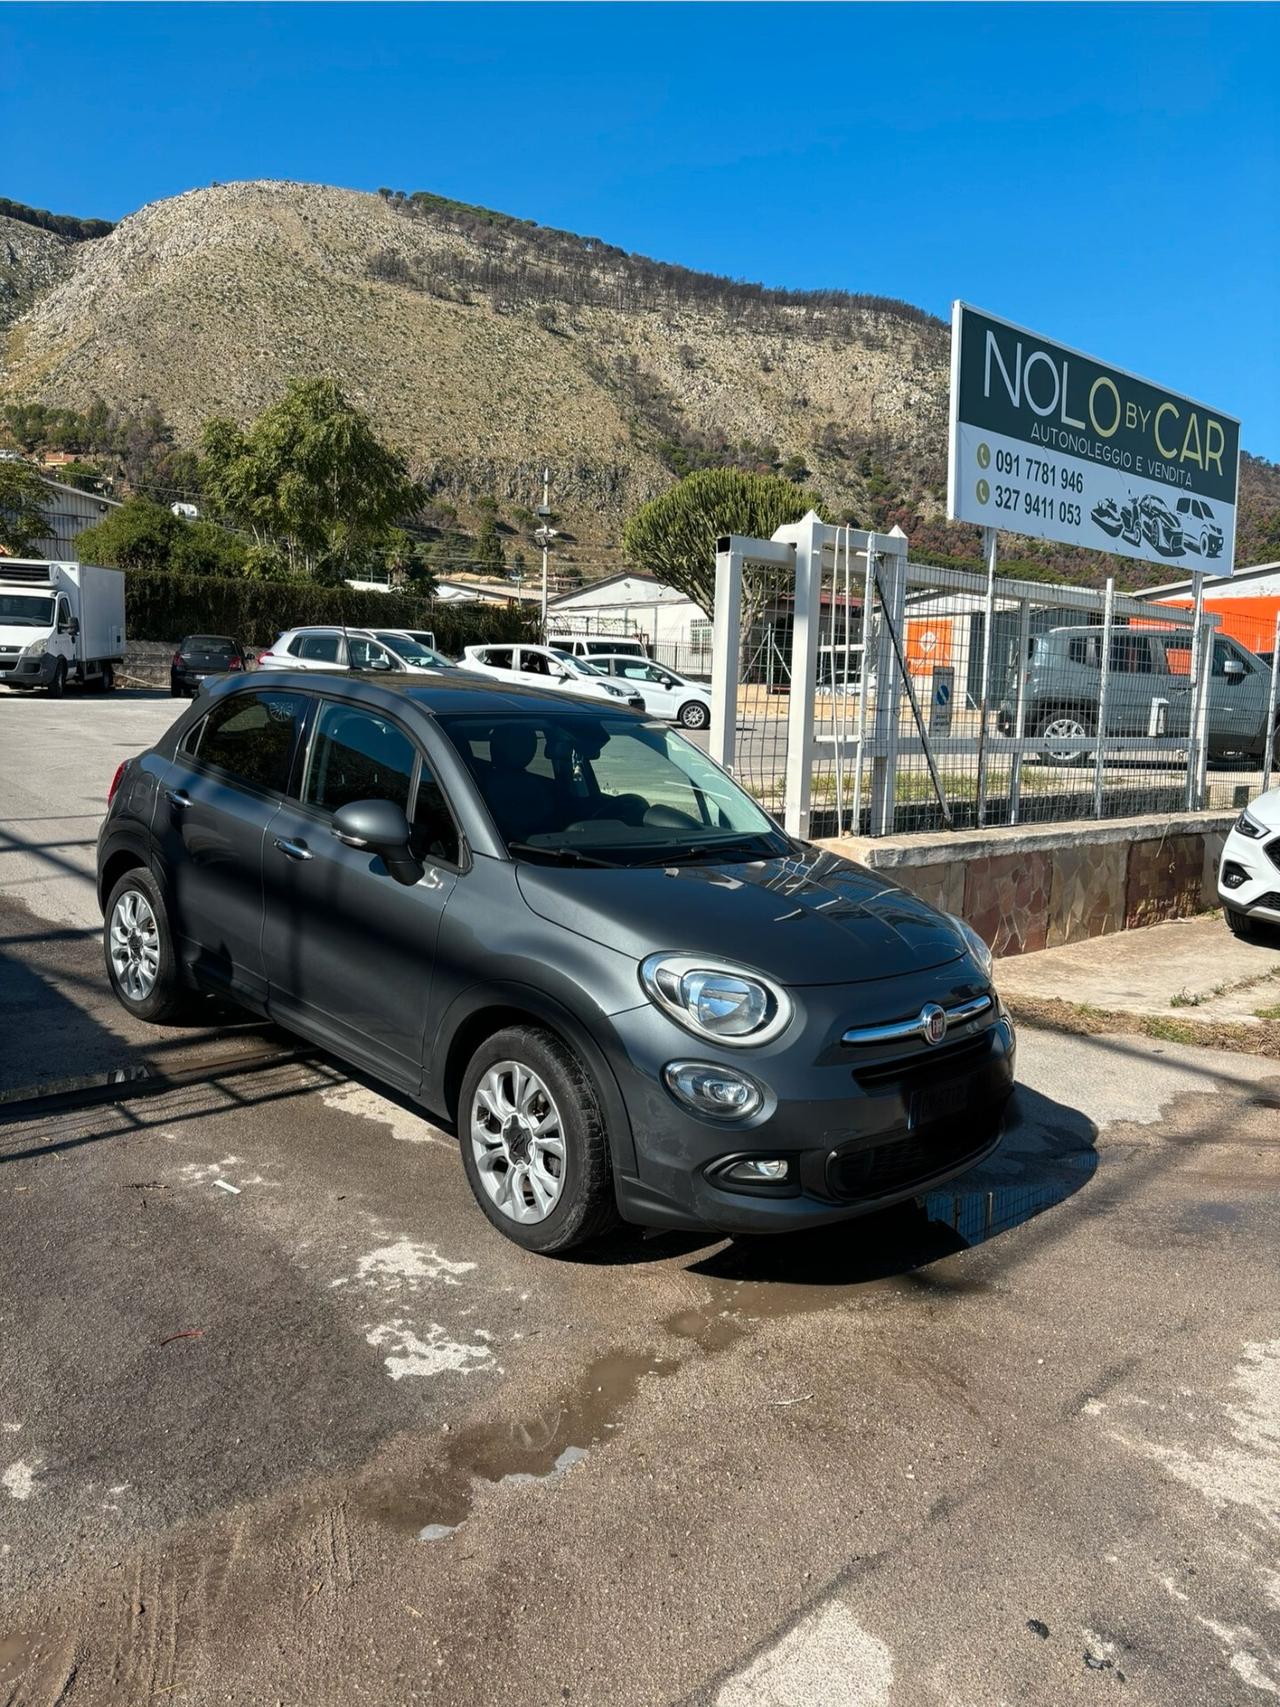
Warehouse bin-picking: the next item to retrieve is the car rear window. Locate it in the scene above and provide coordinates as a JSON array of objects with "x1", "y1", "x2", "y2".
[{"x1": 191, "y1": 689, "x2": 307, "y2": 793}]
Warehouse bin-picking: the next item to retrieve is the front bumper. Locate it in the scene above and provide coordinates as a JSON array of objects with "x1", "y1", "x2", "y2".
[
  {"x1": 1218, "y1": 826, "x2": 1280, "y2": 924},
  {"x1": 608, "y1": 966, "x2": 1016, "y2": 1235},
  {"x1": 0, "y1": 653, "x2": 57, "y2": 686}
]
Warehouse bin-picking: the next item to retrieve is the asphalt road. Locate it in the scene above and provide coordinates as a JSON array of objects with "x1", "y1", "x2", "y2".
[{"x1": 1, "y1": 692, "x2": 1278, "y2": 1707}]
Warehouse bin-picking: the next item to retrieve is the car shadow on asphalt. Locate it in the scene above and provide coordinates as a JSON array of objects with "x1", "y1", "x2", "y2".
[{"x1": 671, "y1": 1083, "x2": 1101, "y2": 1290}]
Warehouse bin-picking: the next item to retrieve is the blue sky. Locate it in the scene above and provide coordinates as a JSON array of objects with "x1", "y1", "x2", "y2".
[{"x1": 2, "y1": 3, "x2": 1277, "y2": 456}]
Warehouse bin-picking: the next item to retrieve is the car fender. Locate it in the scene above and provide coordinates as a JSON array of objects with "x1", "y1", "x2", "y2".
[{"x1": 428, "y1": 979, "x2": 639, "y2": 1176}]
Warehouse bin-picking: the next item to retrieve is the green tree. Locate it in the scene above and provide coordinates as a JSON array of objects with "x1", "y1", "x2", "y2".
[
  {"x1": 199, "y1": 378, "x2": 425, "y2": 580},
  {"x1": 75, "y1": 497, "x2": 181, "y2": 571},
  {"x1": 75, "y1": 496, "x2": 247, "y2": 576},
  {"x1": 0, "y1": 461, "x2": 51, "y2": 555},
  {"x1": 621, "y1": 468, "x2": 824, "y2": 615},
  {"x1": 474, "y1": 511, "x2": 506, "y2": 574},
  {"x1": 55, "y1": 459, "x2": 106, "y2": 493}
]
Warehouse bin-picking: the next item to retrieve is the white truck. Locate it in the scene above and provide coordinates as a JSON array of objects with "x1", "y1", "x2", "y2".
[{"x1": 0, "y1": 559, "x2": 125, "y2": 695}]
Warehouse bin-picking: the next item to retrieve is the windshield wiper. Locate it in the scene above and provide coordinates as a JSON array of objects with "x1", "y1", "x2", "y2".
[
  {"x1": 629, "y1": 835, "x2": 780, "y2": 867},
  {"x1": 507, "y1": 841, "x2": 620, "y2": 868}
]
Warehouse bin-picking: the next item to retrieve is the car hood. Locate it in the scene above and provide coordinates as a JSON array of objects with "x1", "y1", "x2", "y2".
[{"x1": 515, "y1": 845, "x2": 969, "y2": 988}]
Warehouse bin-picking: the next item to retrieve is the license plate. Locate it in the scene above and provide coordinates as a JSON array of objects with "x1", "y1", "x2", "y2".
[{"x1": 909, "y1": 1079, "x2": 972, "y2": 1130}]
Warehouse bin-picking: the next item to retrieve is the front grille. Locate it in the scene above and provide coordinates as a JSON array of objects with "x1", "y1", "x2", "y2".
[
  {"x1": 852, "y1": 1030, "x2": 992, "y2": 1091},
  {"x1": 1249, "y1": 892, "x2": 1280, "y2": 913},
  {"x1": 1266, "y1": 837, "x2": 1280, "y2": 874},
  {"x1": 826, "y1": 1119, "x2": 1000, "y2": 1201}
]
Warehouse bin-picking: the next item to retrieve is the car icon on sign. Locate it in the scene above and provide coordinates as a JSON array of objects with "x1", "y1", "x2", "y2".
[{"x1": 1175, "y1": 496, "x2": 1224, "y2": 559}]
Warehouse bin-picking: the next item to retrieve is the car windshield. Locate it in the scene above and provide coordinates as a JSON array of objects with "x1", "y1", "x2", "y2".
[
  {"x1": 0, "y1": 593, "x2": 54, "y2": 628},
  {"x1": 554, "y1": 652, "x2": 602, "y2": 676},
  {"x1": 375, "y1": 632, "x2": 453, "y2": 668},
  {"x1": 439, "y1": 713, "x2": 787, "y2": 866}
]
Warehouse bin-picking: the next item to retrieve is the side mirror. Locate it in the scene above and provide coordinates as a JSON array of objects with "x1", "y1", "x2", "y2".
[
  {"x1": 331, "y1": 799, "x2": 422, "y2": 886},
  {"x1": 1223, "y1": 658, "x2": 1245, "y2": 679}
]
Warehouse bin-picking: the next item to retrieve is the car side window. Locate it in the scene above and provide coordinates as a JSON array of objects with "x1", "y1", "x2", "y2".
[
  {"x1": 304, "y1": 702, "x2": 461, "y2": 865},
  {"x1": 483, "y1": 648, "x2": 513, "y2": 669},
  {"x1": 192, "y1": 689, "x2": 307, "y2": 793},
  {"x1": 1067, "y1": 637, "x2": 1098, "y2": 667},
  {"x1": 305, "y1": 702, "x2": 416, "y2": 815},
  {"x1": 1110, "y1": 635, "x2": 1153, "y2": 674},
  {"x1": 347, "y1": 638, "x2": 394, "y2": 671},
  {"x1": 296, "y1": 634, "x2": 342, "y2": 662},
  {"x1": 1213, "y1": 640, "x2": 1251, "y2": 677},
  {"x1": 519, "y1": 650, "x2": 552, "y2": 676}
]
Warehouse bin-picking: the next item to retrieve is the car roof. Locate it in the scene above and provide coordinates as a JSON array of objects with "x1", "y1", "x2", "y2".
[{"x1": 243, "y1": 667, "x2": 644, "y2": 719}]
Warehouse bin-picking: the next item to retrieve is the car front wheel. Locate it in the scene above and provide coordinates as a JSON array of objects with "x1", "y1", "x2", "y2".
[
  {"x1": 458, "y1": 1025, "x2": 619, "y2": 1254},
  {"x1": 678, "y1": 700, "x2": 710, "y2": 729},
  {"x1": 1036, "y1": 712, "x2": 1092, "y2": 766},
  {"x1": 104, "y1": 868, "x2": 192, "y2": 1023}
]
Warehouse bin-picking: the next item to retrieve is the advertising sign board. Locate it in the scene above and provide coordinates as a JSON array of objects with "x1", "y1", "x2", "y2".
[{"x1": 948, "y1": 303, "x2": 1239, "y2": 576}]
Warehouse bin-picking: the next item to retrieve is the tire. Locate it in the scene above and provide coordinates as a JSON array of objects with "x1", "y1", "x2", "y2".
[
  {"x1": 170, "y1": 679, "x2": 182, "y2": 697},
  {"x1": 1225, "y1": 906, "x2": 1256, "y2": 940},
  {"x1": 103, "y1": 867, "x2": 193, "y2": 1024},
  {"x1": 458, "y1": 1024, "x2": 619, "y2": 1255},
  {"x1": 98, "y1": 662, "x2": 115, "y2": 693},
  {"x1": 678, "y1": 700, "x2": 710, "y2": 730},
  {"x1": 48, "y1": 659, "x2": 67, "y2": 699},
  {"x1": 1035, "y1": 711, "x2": 1091, "y2": 767}
]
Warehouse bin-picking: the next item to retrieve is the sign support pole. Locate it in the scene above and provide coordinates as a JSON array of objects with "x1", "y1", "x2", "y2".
[
  {"x1": 1185, "y1": 571, "x2": 1206, "y2": 811},
  {"x1": 974, "y1": 526, "x2": 997, "y2": 828},
  {"x1": 1263, "y1": 610, "x2": 1280, "y2": 792}
]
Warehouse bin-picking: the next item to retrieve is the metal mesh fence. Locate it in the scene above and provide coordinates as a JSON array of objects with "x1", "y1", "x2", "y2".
[{"x1": 713, "y1": 522, "x2": 1279, "y2": 839}]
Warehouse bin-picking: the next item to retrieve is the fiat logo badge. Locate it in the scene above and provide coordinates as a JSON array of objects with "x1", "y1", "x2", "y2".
[{"x1": 920, "y1": 1004, "x2": 947, "y2": 1046}]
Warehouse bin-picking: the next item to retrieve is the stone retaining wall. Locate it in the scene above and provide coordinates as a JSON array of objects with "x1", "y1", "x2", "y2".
[{"x1": 817, "y1": 812, "x2": 1235, "y2": 958}]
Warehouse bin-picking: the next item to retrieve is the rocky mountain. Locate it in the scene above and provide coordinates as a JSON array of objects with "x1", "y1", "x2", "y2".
[{"x1": 1, "y1": 180, "x2": 1276, "y2": 586}]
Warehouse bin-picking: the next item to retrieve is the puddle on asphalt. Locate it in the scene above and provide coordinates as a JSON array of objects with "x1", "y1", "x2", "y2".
[{"x1": 370, "y1": 1118, "x2": 1101, "y2": 1545}]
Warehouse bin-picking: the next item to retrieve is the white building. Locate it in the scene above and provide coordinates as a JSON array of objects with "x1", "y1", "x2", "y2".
[{"x1": 547, "y1": 573, "x2": 710, "y2": 672}]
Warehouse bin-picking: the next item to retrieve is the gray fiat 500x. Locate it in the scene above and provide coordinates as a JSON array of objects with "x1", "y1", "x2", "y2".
[{"x1": 97, "y1": 670, "x2": 1014, "y2": 1254}]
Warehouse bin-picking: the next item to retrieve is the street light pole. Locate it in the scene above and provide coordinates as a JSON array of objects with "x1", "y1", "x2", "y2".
[{"x1": 535, "y1": 466, "x2": 554, "y2": 636}]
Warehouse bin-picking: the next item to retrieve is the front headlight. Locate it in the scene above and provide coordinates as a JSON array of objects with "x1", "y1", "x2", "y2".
[
  {"x1": 1235, "y1": 809, "x2": 1268, "y2": 841},
  {"x1": 948, "y1": 915, "x2": 994, "y2": 980},
  {"x1": 21, "y1": 638, "x2": 47, "y2": 660},
  {"x1": 600, "y1": 682, "x2": 626, "y2": 698},
  {"x1": 640, "y1": 953, "x2": 792, "y2": 1046}
]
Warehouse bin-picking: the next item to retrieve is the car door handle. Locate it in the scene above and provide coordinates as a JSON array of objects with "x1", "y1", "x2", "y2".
[
  {"x1": 166, "y1": 788, "x2": 191, "y2": 808},
  {"x1": 273, "y1": 836, "x2": 313, "y2": 861}
]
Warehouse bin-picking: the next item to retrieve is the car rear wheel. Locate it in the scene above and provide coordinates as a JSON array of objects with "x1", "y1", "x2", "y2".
[
  {"x1": 48, "y1": 660, "x2": 66, "y2": 698},
  {"x1": 678, "y1": 700, "x2": 710, "y2": 729},
  {"x1": 1035, "y1": 712, "x2": 1091, "y2": 766},
  {"x1": 458, "y1": 1025, "x2": 619, "y2": 1254},
  {"x1": 104, "y1": 868, "x2": 192, "y2": 1023},
  {"x1": 98, "y1": 663, "x2": 115, "y2": 693}
]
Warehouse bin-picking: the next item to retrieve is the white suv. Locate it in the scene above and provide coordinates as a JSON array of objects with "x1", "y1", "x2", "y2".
[
  {"x1": 588, "y1": 654, "x2": 711, "y2": 728},
  {"x1": 461, "y1": 643, "x2": 644, "y2": 710},
  {"x1": 1218, "y1": 787, "x2": 1280, "y2": 939},
  {"x1": 256, "y1": 627, "x2": 454, "y2": 674}
]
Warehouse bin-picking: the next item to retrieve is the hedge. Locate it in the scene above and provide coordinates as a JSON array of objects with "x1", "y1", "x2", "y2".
[{"x1": 124, "y1": 570, "x2": 538, "y2": 654}]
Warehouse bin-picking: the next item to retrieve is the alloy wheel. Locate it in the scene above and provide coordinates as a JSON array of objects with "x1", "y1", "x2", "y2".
[
  {"x1": 470, "y1": 1061, "x2": 567, "y2": 1224},
  {"x1": 1040, "y1": 716, "x2": 1087, "y2": 764},
  {"x1": 109, "y1": 888, "x2": 161, "y2": 1002}
]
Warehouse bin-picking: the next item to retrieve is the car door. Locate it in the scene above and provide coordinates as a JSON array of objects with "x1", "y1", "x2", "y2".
[
  {"x1": 614, "y1": 659, "x2": 676, "y2": 717},
  {"x1": 287, "y1": 631, "x2": 347, "y2": 671},
  {"x1": 472, "y1": 646, "x2": 520, "y2": 684},
  {"x1": 261, "y1": 697, "x2": 462, "y2": 1089},
  {"x1": 152, "y1": 685, "x2": 309, "y2": 1005},
  {"x1": 1206, "y1": 638, "x2": 1269, "y2": 752}
]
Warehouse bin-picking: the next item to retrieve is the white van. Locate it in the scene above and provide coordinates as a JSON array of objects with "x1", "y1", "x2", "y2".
[{"x1": 550, "y1": 634, "x2": 648, "y2": 662}]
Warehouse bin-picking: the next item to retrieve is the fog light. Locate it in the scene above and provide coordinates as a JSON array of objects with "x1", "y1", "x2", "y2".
[
  {"x1": 662, "y1": 1060, "x2": 763, "y2": 1119},
  {"x1": 724, "y1": 1157, "x2": 789, "y2": 1182},
  {"x1": 1222, "y1": 862, "x2": 1249, "y2": 890}
]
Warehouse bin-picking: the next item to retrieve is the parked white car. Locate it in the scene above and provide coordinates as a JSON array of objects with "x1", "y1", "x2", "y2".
[
  {"x1": 1218, "y1": 786, "x2": 1280, "y2": 938},
  {"x1": 256, "y1": 626, "x2": 455, "y2": 674},
  {"x1": 461, "y1": 643, "x2": 645, "y2": 710},
  {"x1": 588, "y1": 654, "x2": 712, "y2": 728}
]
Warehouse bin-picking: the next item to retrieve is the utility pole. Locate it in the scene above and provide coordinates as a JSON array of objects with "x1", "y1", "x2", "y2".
[{"x1": 535, "y1": 466, "x2": 556, "y2": 635}]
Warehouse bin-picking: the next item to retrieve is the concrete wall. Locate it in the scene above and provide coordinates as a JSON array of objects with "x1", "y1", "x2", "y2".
[{"x1": 818, "y1": 812, "x2": 1235, "y2": 959}]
